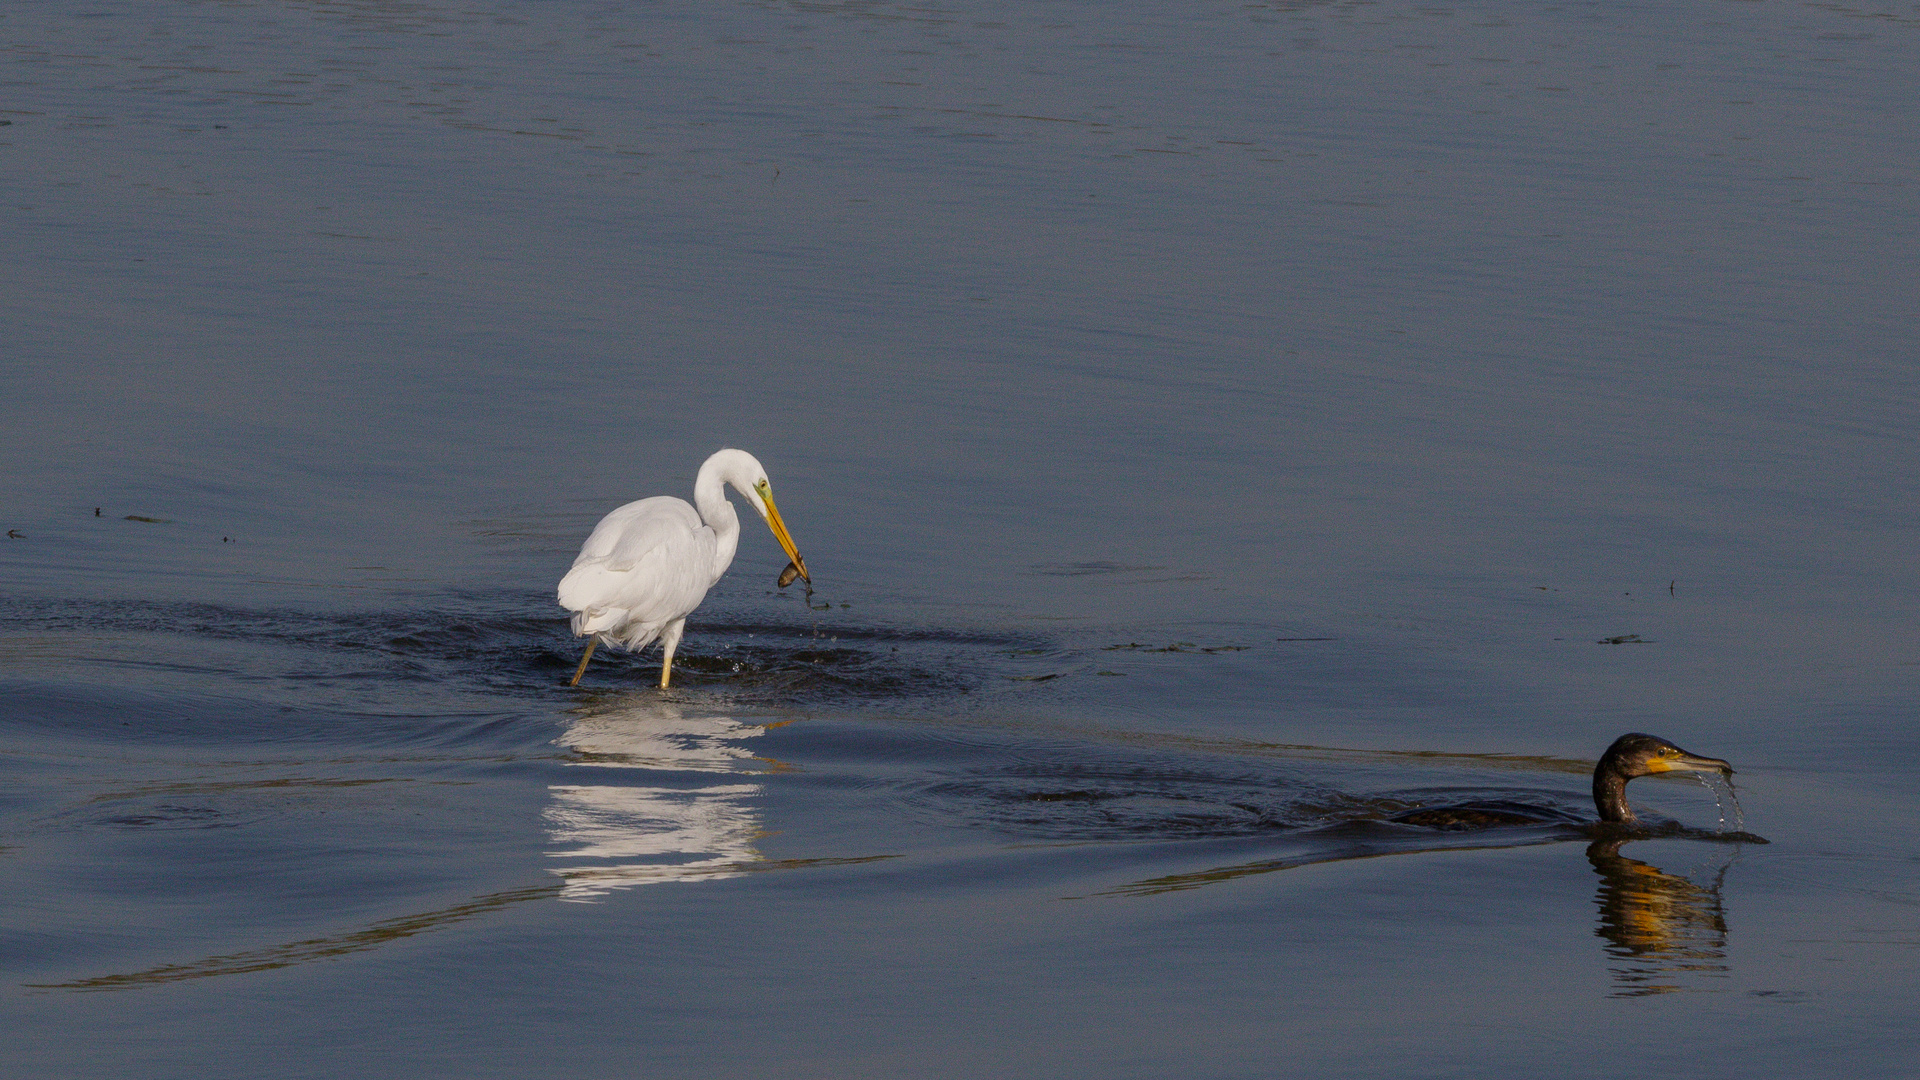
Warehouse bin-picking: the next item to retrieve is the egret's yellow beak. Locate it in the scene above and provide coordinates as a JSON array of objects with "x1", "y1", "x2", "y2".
[
  {"x1": 1646, "y1": 749, "x2": 1733, "y2": 776},
  {"x1": 761, "y1": 490, "x2": 810, "y2": 584}
]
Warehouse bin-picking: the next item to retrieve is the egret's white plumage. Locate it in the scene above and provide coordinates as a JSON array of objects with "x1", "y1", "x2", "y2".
[{"x1": 559, "y1": 448, "x2": 809, "y2": 687}]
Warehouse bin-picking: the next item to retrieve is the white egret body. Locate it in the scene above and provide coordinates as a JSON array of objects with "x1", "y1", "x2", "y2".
[{"x1": 559, "y1": 449, "x2": 810, "y2": 687}]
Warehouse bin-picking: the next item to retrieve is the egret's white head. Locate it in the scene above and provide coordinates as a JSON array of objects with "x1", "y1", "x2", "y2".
[
  {"x1": 702, "y1": 449, "x2": 771, "y2": 517},
  {"x1": 702, "y1": 448, "x2": 810, "y2": 584}
]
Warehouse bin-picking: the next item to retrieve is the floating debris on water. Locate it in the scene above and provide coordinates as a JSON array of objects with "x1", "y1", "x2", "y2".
[{"x1": 1102, "y1": 642, "x2": 1249, "y2": 653}]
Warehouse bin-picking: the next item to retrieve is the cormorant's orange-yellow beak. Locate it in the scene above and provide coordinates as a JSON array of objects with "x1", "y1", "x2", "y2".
[{"x1": 1646, "y1": 749, "x2": 1733, "y2": 776}]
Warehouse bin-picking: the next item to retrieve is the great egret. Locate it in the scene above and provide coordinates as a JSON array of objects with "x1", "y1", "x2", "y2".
[{"x1": 559, "y1": 448, "x2": 810, "y2": 688}]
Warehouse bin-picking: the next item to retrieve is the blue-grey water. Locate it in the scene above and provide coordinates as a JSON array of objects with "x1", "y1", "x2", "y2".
[{"x1": 3, "y1": 0, "x2": 1917, "y2": 1075}]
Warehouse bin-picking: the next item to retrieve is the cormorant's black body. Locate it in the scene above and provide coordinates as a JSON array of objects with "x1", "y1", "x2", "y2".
[{"x1": 1391, "y1": 800, "x2": 1587, "y2": 830}]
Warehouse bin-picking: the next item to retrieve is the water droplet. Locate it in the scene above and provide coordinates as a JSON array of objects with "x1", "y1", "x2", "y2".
[{"x1": 1691, "y1": 772, "x2": 1745, "y2": 833}]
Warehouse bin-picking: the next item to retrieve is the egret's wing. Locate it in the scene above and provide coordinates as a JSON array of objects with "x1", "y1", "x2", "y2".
[
  {"x1": 570, "y1": 497, "x2": 701, "y2": 568},
  {"x1": 559, "y1": 497, "x2": 717, "y2": 648}
]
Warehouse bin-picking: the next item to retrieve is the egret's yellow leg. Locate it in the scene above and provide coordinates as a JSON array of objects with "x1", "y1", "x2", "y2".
[
  {"x1": 569, "y1": 639, "x2": 598, "y2": 687},
  {"x1": 658, "y1": 619, "x2": 686, "y2": 689}
]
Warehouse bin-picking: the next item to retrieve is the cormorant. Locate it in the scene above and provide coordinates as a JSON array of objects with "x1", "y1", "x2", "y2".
[{"x1": 1391, "y1": 733, "x2": 1734, "y2": 830}]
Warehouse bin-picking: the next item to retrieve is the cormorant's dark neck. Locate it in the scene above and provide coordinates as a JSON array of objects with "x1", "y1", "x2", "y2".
[{"x1": 1593, "y1": 766, "x2": 1635, "y2": 824}]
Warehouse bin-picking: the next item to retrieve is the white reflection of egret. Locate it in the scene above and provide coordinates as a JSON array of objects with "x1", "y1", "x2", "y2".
[
  {"x1": 544, "y1": 700, "x2": 774, "y2": 902},
  {"x1": 556, "y1": 711, "x2": 771, "y2": 773}
]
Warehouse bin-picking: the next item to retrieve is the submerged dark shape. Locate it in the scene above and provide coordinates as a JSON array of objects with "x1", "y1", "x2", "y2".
[{"x1": 1393, "y1": 733, "x2": 1733, "y2": 831}]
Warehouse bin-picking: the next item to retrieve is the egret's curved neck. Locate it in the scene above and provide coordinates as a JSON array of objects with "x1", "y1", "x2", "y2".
[
  {"x1": 693, "y1": 457, "x2": 744, "y2": 579},
  {"x1": 1593, "y1": 767, "x2": 1636, "y2": 824}
]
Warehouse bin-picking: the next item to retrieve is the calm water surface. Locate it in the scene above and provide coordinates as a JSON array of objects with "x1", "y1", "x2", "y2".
[{"x1": 3, "y1": 0, "x2": 1917, "y2": 1076}]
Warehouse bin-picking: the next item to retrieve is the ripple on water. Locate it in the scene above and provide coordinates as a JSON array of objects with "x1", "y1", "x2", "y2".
[
  {"x1": 0, "y1": 593, "x2": 1050, "y2": 716},
  {"x1": 882, "y1": 734, "x2": 1598, "y2": 845}
]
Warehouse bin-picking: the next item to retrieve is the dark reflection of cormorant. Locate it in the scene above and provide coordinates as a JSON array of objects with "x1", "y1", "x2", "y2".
[
  {"x1": 1587, "y1": 837, "x2": 1734, "y2": 997},
  {"x1": 1392, "y1": 733, "x2": 1732, "y2": 830}
]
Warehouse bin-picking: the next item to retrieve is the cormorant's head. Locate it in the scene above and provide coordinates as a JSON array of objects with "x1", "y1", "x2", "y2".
[{"x1": 1601, "y1": 733, "x2": 1733, "y2": 780}]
